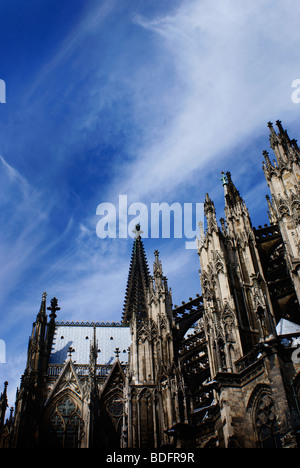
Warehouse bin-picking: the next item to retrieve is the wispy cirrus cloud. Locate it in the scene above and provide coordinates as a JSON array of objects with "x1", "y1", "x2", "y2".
[
  {"x1": 108, "y1": 0, "x2": 300, "y2": 208},
  {"x1": 24, "y1": 0, "x2": 117, "y2": 106}
]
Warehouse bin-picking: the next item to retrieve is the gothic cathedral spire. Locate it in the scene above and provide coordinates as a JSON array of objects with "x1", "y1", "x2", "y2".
[
  {"x1": 122, "y1": 225, "x2": 151, "y2": 324},
  {"x1": 263, "y1": 121, "x2": 300, "y2": 302}
]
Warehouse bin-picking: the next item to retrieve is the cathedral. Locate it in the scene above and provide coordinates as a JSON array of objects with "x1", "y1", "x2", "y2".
[{"x1": 1, "y1": 120, "x2": 300, "y2": 449}]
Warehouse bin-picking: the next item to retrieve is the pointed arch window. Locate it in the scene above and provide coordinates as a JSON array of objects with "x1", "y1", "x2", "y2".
[
  {"x1": 49, "y1": 396, "x2": 84, "y2": 448},
  {"x1": 139, "y1": 388, "x2": 154, "y2": 448},
  {"x1": 254, "y1": 393, "x2": 281, "y2": 448}
]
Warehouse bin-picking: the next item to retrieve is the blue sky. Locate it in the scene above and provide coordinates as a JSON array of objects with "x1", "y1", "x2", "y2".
[{"x1": 1, "y1": 0, "x2": 300, "y2": 406}]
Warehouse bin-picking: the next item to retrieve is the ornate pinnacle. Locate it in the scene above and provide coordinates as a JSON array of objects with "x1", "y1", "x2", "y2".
[
  {"x1": 153, "y1": 249, "x2": 163, "y2": 278},
  {"x1": 47, "y1": 297, "x2": 60, "y2": 322},
  {"x1": 37, "y1": 292, "x2": 48, "y2": 319}
]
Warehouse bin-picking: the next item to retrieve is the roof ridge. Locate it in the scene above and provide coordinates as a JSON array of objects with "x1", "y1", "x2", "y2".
[{"x1": 56, "y1": 320, "x2": 129, "y2": 327}]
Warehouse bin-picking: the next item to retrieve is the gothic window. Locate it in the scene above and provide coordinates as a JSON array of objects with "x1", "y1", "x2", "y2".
[
  {"x1": 130, "y1": 389, "x2": 139, "y2": 448},
  {"x1": 254, "y1": 393, "x2": 281, "y2": 448},
  {"x1": 49, "y1": 396, "x2": 83, "y2": 448},
  {"x1": 104, "y1": 389, "x2": 124, "y2": 432},
  {"x1": 139, "y1": 389, "x2": 154, "y2": 448}
]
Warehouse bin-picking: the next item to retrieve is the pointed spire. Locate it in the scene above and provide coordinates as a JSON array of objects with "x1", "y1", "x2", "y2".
[
  {"x1": 266, "y1": 120, "x2": 300, "y2": 167},
  {"x1": 222, "y1": 172, "x2": 253, "y2": 232},
  {"x1": 90, "y1": 326, "x2": 99, "y2": 366},
  {"x1": 36, "y1": 292, "x2": 47, "y2": 322},
  {"x1": 266, "y1": 195, "x2": 277, "y2": 224},
  {"x1": 268, "y1": 121, "x2": 279, "y2": 150},
  {"x1": 0, "y1": 381, "x2": 8, "y2": 428},
  {"x1": 44, "y1": 297, "x2": 60, "y2": 367},
  {"x1": 204, "y1": 193, "x2": 218, "y2": 233},
  {"x1": 153, "y1": 250, "x2": 163, "y2": 277},
  {"x1": 152, "y1": 249, "x2": 169, "y2": 293},
  {"x1": 224, "y1": 171, "x2": 242, "y2": 205},
  {"x1": 122, "y1": 225, "x2": 150, "y2": 324}
]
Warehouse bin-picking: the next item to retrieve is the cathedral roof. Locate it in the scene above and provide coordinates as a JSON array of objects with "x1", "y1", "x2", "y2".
[
  {"x1": 49, "y1": 323, "x2": 131, "y2": 366},
  {"x1": 276, "y1": 318, "x2": 300, "y2": 336}
]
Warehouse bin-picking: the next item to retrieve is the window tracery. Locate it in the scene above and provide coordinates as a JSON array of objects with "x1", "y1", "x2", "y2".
[{"x1": 49, "y1": 396, "x2": 83, "y2": 448}]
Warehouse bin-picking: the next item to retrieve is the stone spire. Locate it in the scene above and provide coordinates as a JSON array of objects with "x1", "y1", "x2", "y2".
[
  {"x1": 26, "y1": 293, "x2": 49, "y2": 374},
  {"x1": 204, "y1": 193, "x2": 218, "y2": 233},
  {"x1": 262, "y1": 121, "x2": 300, "y2": 303},
  {"x1": 122, "y1": 225, "x2": 150, "y2": 324},
  {"x1": 222, "y1": 171, "x2": 253, "y2": 237},
  {"x1": 0, "y1": 381, "x2": 8, "y2": 428},
  {"x1": 263, "y1": 121, "x2": 300, "y2": 181}
]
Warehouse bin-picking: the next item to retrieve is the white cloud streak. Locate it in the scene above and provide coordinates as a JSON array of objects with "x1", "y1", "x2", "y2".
[{"x1": 110, "y1": 0, "x2": 300, "y2": 203}]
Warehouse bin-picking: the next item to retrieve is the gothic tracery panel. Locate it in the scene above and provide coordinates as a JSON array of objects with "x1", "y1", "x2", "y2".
[
  {"x1": 49, "y1": 396, "x2": 84, "y2": 448},
  {"x1": 253, "y1": 392, "x2": 281, "y2": 448}
]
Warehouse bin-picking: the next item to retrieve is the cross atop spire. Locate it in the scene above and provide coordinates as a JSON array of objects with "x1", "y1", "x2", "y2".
[
  {"x1": 133, "y1": 223, "x2": 143, "y2": 239},
  {"x1": 68, "y1": 346, "x2": 75, "y2": 358}
]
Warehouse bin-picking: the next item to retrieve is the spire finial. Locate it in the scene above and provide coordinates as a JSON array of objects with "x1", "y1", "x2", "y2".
[
  {"x1": 220, "y1": 172, "x2": 227, "y2": 186},
  {"x1": 37, "y1": 292, "x2": 47, "y2": 319},
  {"x1": 68, "y1": 346, "x2": 75, "y2": 358},
  {"x1": 276, "y1": 119, "x2": 283, "y2": 130},
  {"x1": 114, "y1": 347, "x2": 120, "y2": 359},
  {"x1": 133, "y1": 223, "x2": 143, "y2": 239},
  {"x1": 47, "y1": 297, "x2": 60, "y2": 322}
]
